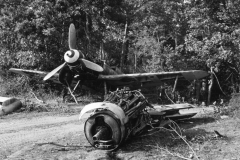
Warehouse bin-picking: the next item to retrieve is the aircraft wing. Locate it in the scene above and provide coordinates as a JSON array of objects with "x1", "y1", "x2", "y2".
[
  {"x1": 8, "y1": 68, "x2": 60, "y2": 84},
  {"x1": 98, "y1": 70, "x2": 209, "y2": 88},
  {"x1": 9, "y1": 68, "x2": 209, "y2": 89}
]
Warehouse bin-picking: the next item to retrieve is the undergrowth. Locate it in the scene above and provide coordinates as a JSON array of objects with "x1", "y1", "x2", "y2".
[
  {"x1": 211, "y1": 93, "x2": 240, "y2": 118},
  {"x1": 0, "y1": 74, "x2": 99, "y2": 113},
  {"x1": 1, "y1": 73, "x2": 240, "y2": 116},
  {"x1": 226, "y1": 93, "x2": 240, "y2": 117},
  {"x1": 122, "y1": 120, "x2": 220, "y2": 160}
]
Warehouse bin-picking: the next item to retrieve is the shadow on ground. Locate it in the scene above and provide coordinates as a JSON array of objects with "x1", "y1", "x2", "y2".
[{"x1": 177, "y1": 116, "x2": 216, "y2": 129}]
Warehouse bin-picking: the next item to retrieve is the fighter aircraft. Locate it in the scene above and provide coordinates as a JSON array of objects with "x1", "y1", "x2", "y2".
[
  {"x1": 9, "y1": 24, "x2": 212, "y2": 150},
  {"x1": 9, "y1": 23, "x2": 209, "y2": 103}
]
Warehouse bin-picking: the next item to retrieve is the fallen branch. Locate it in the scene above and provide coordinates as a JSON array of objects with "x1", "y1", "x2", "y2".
[
  {"x1": 169, "y1": 120, "x2": 200, "y2": 160},
  {"x1": 30, "y1": 91, "x2": 44, "y2": 103},
  {"x1": 35, "y1": 142, "x2": 89, "y2": 148},
  {"x1": 142, "y1": 120, "x2": 200, "y2": 160},
  {"x1": 147, "y1": 144, "x2": 191, "y2": 160}
]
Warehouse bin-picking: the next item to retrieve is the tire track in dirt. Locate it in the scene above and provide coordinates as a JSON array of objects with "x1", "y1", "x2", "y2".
[
  {"x1": 0, "y1": 115, "x2": 79, "y2": 134},
  {"x1": 0, "y1": 114, "x2": 85, "y2": 159}
]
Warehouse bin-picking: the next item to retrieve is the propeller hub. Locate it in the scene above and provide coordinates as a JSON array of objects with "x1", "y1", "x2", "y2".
[
  {"x1": 66, "y1": 50, "x2": 75, "y2": 58},
  {"x1": 64, "y1": 49, "x2": 80, "y2": 64}
]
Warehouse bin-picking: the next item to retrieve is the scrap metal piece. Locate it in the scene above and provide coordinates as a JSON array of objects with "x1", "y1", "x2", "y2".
[
  {"x1": 79, "y1": 89, "x2": 206, "y2": 150},
  {"x1": 0, "y1": 97, "x2": 22, "y2": 116}
]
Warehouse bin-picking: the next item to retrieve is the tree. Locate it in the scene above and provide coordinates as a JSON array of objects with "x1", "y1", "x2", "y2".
[
  {"x1": 1, "y1": 0, "x2": 240, "y2": 97},
  {"x1": 185, "y1": 0, "x2": 240, "y2": 95}
]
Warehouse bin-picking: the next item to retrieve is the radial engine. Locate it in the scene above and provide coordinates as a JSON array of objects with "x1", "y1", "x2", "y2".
[{"x1": 79, "y1": 89, "x2": 154, "y2": 150}]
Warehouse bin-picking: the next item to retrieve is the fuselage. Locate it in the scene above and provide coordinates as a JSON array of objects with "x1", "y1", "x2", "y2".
[{"x1": 59, "y1": 60, "x2": 124, "y2": 92}]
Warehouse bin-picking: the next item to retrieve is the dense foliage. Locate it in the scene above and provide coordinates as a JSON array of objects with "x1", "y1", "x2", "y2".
[{"x1": 0, "y1": 0, "x2": 240, "y2": 95}]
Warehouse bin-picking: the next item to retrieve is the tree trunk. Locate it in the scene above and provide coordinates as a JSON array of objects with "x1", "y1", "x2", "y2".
[
  {"x1": 208, "y1": 68, "x2": 214, "y2": 105},
  {"x1": 85, "y1": 13, "x2": 91, "y2": 58},
  {"x1": 120, "y1": 12, "x2": 128, "y2": 70},
  {"x1": 196, "y1": 80, "x2": 201, "y2": 104}
]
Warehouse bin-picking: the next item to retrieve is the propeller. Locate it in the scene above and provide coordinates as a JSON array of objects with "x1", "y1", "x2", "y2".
[
  {"x1": 43, "y1": 23, "x2": 103, "y2": 81},
  {"x1": 69, "y1": 24, "x2": 76, "y2": 50},
  {"x1": 43, "y1": 62, "x2": 66, "y2": 81},
  {"x1": 81, "y1": 59, "x2": 103, "y2": 72}
]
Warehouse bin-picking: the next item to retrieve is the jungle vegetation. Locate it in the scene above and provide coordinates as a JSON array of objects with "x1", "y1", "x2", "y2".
[{"x1": 0, "y1": 0, "x2": 240, "y2": 98}]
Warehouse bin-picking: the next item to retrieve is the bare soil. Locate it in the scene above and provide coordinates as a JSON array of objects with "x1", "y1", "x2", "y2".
[{"x1": 0, "y1": 105, "x2": 240, "y2": 160}]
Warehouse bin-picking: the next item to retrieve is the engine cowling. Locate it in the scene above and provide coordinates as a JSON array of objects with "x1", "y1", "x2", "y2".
[
  {"x1": 79, "y1": 89, "x2": 153, "y2": 150},
  {"x1": 80, "y1": 102, "x2": 127, "y2": 150}
]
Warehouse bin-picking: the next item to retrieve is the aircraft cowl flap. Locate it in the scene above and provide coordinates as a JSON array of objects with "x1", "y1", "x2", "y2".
[{"x1": 182, "y1": 70, "x2": 209, "y2": 81}]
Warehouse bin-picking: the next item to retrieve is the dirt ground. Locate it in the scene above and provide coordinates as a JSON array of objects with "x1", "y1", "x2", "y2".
[{"x1": 0, "y1": 104, "x2": 240, "y2": 160}]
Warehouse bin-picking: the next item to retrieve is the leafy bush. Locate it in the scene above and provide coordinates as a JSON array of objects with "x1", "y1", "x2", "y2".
[
  {"x1": 0, "y1": 75, "x2": 30, "y2": 96},
  {"x1": 216, "y1": 93, "x2": 240, "y2": 117}
]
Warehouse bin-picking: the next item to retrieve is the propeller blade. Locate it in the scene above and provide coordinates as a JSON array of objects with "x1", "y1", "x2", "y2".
[
  {"x1": 81, "y1": 59, "x2": 103, "y2": 72},
  {"x1": 69, "y1": 23, "x2": 77, "y2": 50},
  {"x1": 43, "y1": 62, "x2": 66, "y2": 81}
]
